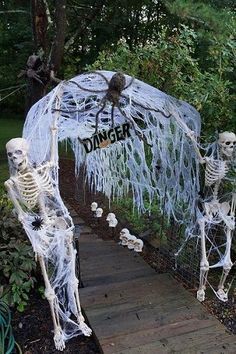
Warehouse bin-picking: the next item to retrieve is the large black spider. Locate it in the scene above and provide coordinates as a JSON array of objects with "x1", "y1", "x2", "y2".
[
  {"x1": 54, "y1": 71, "x2": 171, "y2": 145},
  {"x1": 31, "y1": 216, "x2": 44, "y2": 231}
]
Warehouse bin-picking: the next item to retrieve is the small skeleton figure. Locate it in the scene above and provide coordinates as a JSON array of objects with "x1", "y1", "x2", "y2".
[
  {"x1": 95, "y1": 207, "x2": 103, "y2": 218},
  {"x1": 4, "y1": 125, "x2": 91, "y2": 350},
  {"x1": 120, "y1": 228, "x2": 131, "y2": 246},
  {"x1": 106, "y1": 213, "x2": 118, "y2": 227},
  {"x1": 127, "y1": 235, "x2": 137, "y2": 250},
  {"x1": 134, "y1": 239, "x2": 144, "y2": 253},
  {"x1": 189, "y1": 131, "x2": 236, "y2": 302},
  {"x1": 91, "y1": 202, "x2": 98, "y2": 212}
]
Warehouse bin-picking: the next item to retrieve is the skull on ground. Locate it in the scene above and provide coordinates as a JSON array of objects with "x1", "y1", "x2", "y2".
[
  {"x1": 106, "y1": 212, "x2": 116, "y2": 222},
  {"x1": 134, "y1": 239, "x2": 144, "y2": 252},
  {"x1": 108, "y1": 217, "x2": 118, "y2": 228},
  {"x1": 120, "y1": 228, "x2": 130, "y2": 246},
  {"x1": 127, "y1": 235, "x2": 137, "y2": 250},
  {"x1": 95, "y1": 207, "x2": 103, "y2": 217},
  {"x1": 91, "y1": 202, "x2": 98, "y2": 211}
]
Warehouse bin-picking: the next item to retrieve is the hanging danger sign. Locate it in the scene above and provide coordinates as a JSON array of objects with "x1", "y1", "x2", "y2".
[{"x1": 82, "y1": 122, "x2": 131, "y2": 153}]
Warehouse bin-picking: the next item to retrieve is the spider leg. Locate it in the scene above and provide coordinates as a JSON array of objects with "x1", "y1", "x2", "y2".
[
  {"x1": 86, "y1": 71, "x2": 110, "y2": 85},
  {"x1": 69, "y1": 80, "x2": 107, "y2": 93},
  {"x1": 95, "y1": 101, "x2": 106, "y2": 134},
  {"x1": 123, "y1": 76, "x2": 134, "y2": 90},
  {"x1": 120, "y1": 94, "x2": 171, "y2": 119}
]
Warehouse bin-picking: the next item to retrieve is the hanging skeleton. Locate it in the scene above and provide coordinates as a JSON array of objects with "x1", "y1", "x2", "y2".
[
  {"x1": 188, "y1": 131, "x2": 236, "y2": 302},
  {"x1": 4, "y1": 105, "x2": 92, "y2": 350}
]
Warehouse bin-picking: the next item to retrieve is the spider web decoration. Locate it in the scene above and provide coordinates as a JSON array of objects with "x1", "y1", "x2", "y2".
[
  {"x1": 23, "y1": 71, "x2": 201, "y2": 226},
  {"x1": 19, "y1": 71, "x2": 203, "y2": 343}
]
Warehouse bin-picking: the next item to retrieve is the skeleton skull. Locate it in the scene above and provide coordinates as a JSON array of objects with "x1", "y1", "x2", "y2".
[
  {"x1": 91, "y1": 202, "x2": 98, "y2": 212},
  {"x1": 95, "y1": 207, "x2": 103, "y2": 217},
  {"x1": 106, "y1": 213, "x2": 116, "y2": 221},
  {"x1": 108, "y1": 216, "x2": 118, "y2": 228},
  {"x1": 6, "y1": 138, "x2": 29, "y2": 171},
  {"x1": 120, "y1": 228, "x2": 130, "y2": 246},
  {"x1": 127, "y1": 235, "x2": 137, "y2": 250},
  {"x1": 134, "y1": 239, "x2": 144, "y2": 253},
  {"x1": 119, "y1": 228, "x2": 130, "y2": 240},
  {"x1": 218, "y1": 132, "x2": 236, "y2": 158}
]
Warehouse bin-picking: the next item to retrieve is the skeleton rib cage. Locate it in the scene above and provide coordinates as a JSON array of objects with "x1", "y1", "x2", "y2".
[{"x1": 12, "y1": 163, "x2": 54, "y2": 209}]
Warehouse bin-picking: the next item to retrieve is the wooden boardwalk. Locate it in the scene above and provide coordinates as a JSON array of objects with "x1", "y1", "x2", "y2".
[{"x1": 71, "y1": 210, "x2": 236, "y2": 354}]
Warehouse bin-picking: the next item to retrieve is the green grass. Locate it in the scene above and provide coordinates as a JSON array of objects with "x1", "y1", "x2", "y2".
[{"x1": 0, "y1": 118, "x2": 24, "y2": 186}]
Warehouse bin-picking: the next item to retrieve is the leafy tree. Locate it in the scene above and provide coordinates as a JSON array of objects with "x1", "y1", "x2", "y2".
[{"x1": 88, "y1": 25, "x2": 236, "y2": 136}]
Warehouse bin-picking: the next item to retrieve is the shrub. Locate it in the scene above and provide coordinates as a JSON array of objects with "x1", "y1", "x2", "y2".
[{"x1": 0, "y1": 189, "x2": 36, "y2": 312}]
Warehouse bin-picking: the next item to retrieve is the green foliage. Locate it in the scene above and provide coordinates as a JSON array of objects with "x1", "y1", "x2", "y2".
[
  {"x1": 88, "y1": 24, "x2": 236, "y2": 136},
  {"x1": 164, "y1": 0, "x2": 235, "y2": 36},
  {"x1": 0, "y1": 1, "x2": 33, "y2": 115},
  {"x1": 0, "y1": 301, "x2": 15, "y2": 354},
  {"x1": 0, "y1": 190, "x2": 36, "y2": 312},
  {"x1": 113, "y1": 196, "x2": 168, "y2": 244}
]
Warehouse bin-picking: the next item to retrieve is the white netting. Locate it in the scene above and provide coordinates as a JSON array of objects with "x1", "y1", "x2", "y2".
[{"x1": 23, "y1": 71, "x2": 201, "y2": 224}]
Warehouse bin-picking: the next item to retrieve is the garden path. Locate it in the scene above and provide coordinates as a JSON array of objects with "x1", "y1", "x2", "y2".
[{"x1": 68, "y1": 205, "x2": 236, "y2": 354}]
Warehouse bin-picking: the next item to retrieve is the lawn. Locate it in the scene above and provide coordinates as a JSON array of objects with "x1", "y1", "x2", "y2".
[{"x1": 0, "y1": 118, "x2": 24, "y2": 186}]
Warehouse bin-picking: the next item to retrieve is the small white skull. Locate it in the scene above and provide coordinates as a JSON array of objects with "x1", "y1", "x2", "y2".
[
  {"x1": 108, "y1": 217, "x2": 118, "y2": 228},
  {"x1": 134, "y1": 239, "x2": 144, "y2": 253},
  {"x1": 218, "y1": 131, "x2": 236, "y2": 158},
  {"x1": 106, "y1": 213, "x2": 116, "y2": 221},
  {"x1": 119, "y1": 228, "x2": 130, "y2": 241},
  {"x1": 95, "y1": 207, "x2": 103, "y2": 217},
  {"x1": 121, "y1": 235, "x2": 129, "y2": 246},
  {"x1": 6, "y1": 138, "x2": 29, "y2": 171},
  {"x1": 127, "y1": 235, "x2": 137, "y2": 250},
  {"x1": 91, "y1": 202, "x2": 98, "y2": 212}
]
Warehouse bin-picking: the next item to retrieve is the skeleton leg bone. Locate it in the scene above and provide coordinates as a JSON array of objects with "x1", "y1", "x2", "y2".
[
  {"x1": 38, "y1": 255, "x2": 65, "y2": 351},
  {"x1": 66, "y1": 233, "x2": 92, "y2": 336},
  {"x1": 217, "y1": 195, "x2": 235, "y2": 301},
  {"x1": 197, "y1": 218, "x2": 209, "y2": 302}
]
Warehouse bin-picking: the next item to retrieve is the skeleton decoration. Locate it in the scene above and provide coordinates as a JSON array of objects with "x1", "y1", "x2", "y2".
[
  {"x1": 119, "y1": 228, "x2": 131, "y2": 246},
  {"x1": 91, "y1": 202, "x2": 98, "y2": 212},
  {"x1": 134, "y1": 239, "x2": 144, "y2": 253},
  {"x1": 127, "y1": 235, "x2": 137, "y2": 250},
  {"x1": 106, "y1": 213, "x2": 118, "y2": 227},
  {"x1": 95, "y1": 207, "x2": 103, "y2": 218},
  {"x1": 218, "y1": 132, "x2": 236, "y2": 158},
  {"x1": 5, "y1": 97, "x2": 92, "y2": 350},
  {"x1": 187, "y1": 131, "x2": 236, "y2": 302}
]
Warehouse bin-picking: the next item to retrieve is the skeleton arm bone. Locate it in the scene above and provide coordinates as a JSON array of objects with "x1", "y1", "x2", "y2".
[
  {"x1": 49, "y1": 89, "x2": 63, "y2": 167},
  {"x1": 49, "y1": 124, "x2": 58, "y2": 167},
  {"x1": 4, "y1": 179, "x2": 26, "y2": 222},
  {"x1": 170, "y1": 110, "x2": 205, "y2": 164},
  {"x1": 186, "y1": 130, "x2": 205, "y2": 164}
]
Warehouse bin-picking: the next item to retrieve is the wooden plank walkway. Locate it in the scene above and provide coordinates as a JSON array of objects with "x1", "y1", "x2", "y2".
[{"x1": 70, "y1": 209, "x2": 236, "y2": 354}]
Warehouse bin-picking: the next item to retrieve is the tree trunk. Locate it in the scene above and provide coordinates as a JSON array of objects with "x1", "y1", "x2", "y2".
[
  {"x1": 25, "y1": 0, "x2": 67, "y2": 115},
  {"x1": 50, "y1": 0, "x2": 67, "y2": 74}
]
